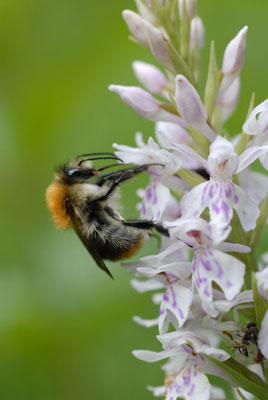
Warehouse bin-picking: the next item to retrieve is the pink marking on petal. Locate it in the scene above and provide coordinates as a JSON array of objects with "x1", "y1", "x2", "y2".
[
  {"x1": 209, "y1": 184, "x2": 215, "y2": 199},
  {"x1": 146, "y1": 186, "x2": 152, "y2": 200},
  {"x1": 201, "y1": 182, "x2": 209, "y2": 205},
  {"x1": 141, "y1": 201, "x2": 146, "y2": 216},
  {"x1": 187, "y1": 384, "x2": 195, "y2": 396},
  {"x1": 163, "y1": 291, "x2": 169, "y2": 301},
  {"x1": 212, "y1": 203, "x2": 220, "y2": 214},
  {"x1": 201, "y1": 259, "x2": 212, "y2": 271},
  {"x1": 225, "y1": 186, "x2": 232, "y2": 198},
  {"x1": 221, "y1": 201, "x2": 229, "y2": 221},
  {"x1": 153, "y1": 184, "x2": 157, "y2": 204},
  {"x1": 234, "y1": 194, "x2": 239, "y2": 204}
]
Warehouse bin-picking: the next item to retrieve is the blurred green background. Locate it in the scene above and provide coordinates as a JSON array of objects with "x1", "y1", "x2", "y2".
[{"x1": 0, "y1": 0, "x2": 267, "y2": 398}]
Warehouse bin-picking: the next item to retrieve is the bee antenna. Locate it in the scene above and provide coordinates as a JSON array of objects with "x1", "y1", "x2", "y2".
[
  {"x1": 78, "y1": 156, "x2": 123, "y2": 166},
  {"x1": 76, "y1": 152, "x2": 117, "y2": 159}
]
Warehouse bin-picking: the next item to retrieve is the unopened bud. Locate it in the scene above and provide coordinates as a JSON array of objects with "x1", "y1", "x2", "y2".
[
  {"x1": 222, "y1": 26, "x2": 248, "y2": 75},
  {"x1": 190, "y1": 16, "x2": 205, "y2": 50},
  {"x1": 178, "y1": 0, "x2": 197, "y2": 19},
  {"x1": 122, "y1": 10, "x2": 148, "y2": 48},
  {"x1": 175, "y1": 75, "x2": 216, "y2": 141},
  {"x1": 109, "y1": 84, "x2": 181, "y2": 123},
  {"x1": 132, "y1": 61, "x2": 168, "y2": 94},
  {"x1": 217, "y1": 77, "x2": 240, "y2": 122},
  {"x1": 143, "y1": 20, "x2": 171, "y2": 63}
]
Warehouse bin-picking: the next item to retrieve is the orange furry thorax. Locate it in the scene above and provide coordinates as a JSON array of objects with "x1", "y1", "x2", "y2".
[{"x1": 46, "y1": 181, "x2": 72, "y2": 229}]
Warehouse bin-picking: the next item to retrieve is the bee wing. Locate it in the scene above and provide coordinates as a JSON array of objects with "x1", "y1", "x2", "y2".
[{"x1": 67, "y1": 201, "x2": 114, "y2": 279}]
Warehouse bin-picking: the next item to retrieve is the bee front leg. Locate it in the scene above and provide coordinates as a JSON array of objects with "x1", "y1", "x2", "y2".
[
  {"x1": 97, "y1": 170, "x2": 134, "y2": 202},
  {"x1": 96, "y1": 164, "x2": 149, "y2": 186}
]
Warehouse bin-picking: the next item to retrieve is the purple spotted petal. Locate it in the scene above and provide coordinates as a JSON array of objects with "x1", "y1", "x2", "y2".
[
  {"x1": 140, "y1": 181, "x2": 171, "y2": 220},
  {"x1": 193, "y1": 249, "x2": 245, "y2": 317},
  {"x1": 159, "y1": 283, "x2": 193, "y2": 334},
  {"x1": 167, "y1": 362, "x2": 211, "y2": 400},
  {"x1": 232, "y1": 184, "x2": 260, "y2": 231}
]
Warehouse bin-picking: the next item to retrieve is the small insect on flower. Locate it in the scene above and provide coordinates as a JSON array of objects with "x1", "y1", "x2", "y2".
[
  {"x1": 224, "y1": 322, "x2": 260, "y2": 359},
  {"x1": 46, "y1": 152, "x2": 169, "y2": 278}
]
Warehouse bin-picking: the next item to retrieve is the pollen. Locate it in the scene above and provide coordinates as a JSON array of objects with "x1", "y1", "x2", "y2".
[{"x1": 46, "y1": 181, "x2": 72, "y2": 229}]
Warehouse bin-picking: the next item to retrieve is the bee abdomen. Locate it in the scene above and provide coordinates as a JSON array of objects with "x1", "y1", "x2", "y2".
[{"x1": 92, "y1": 227, "x2": 144, "y2": 261}]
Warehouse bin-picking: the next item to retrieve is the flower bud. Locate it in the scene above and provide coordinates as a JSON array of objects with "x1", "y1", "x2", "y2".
[
  {"x1": 122, "y1": 10, "x2": 148, "y2": 48},
  {"x1": 178, "y1": 0, "x2": 197, "y2": 19},
  {"x1": 134, "y1": 0, "x2": 157, "y2": 24},
  {"x1": 109, "y1": 84, "x2": 181, "y2": 123},
  {"x1": 190, "y1": 16, "x2": 205, "y2": 50},
  {"x1": 143, "y1": 20, "x2": 171, "y2": 63},
  {"x1": 175, "y1": 75, "x2": 216, "y2": 141},
  {"x1": 217, "y1": 76, "x2": 240, "y2": 122},
  {"x1": 132, "y1": 61, "x2": 168, "y2": 94},
  {"x1": 222, "y1": 26, "x2": 248, "y2": 74}
]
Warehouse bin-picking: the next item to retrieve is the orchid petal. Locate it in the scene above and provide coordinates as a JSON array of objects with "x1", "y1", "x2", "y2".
[
  {"x1": 215, "y1": 290, "x2": 253, "y2": 313},
  {"x1": 137, "y1": 261, "x2": 192, "y2": 279},
  {"x1": 217, "y1": 242, "x2": 251, "y2": 254},
  {"x1": 255, "y1": 266, "x2": 268, "y2": 302},
  {"x1": 167, "y1": 363, "x2": 210, "y2": 400},
  {"x1": 133, "y1": 316, "x2": 159, "y2": 328},
  {"x1": 232, "y1": 184, "x2": 260, "y2": 231},
  {"x1": 258, "y1": 311, "x2": 268, "y2": 359},
  {"x1": 159, "y1": 283, "x2": 193, "y2": 333},
  {"x1": 193, "y1": 249, "x2": 245, "y2": 316},
  {"x1": 131, "y1": 278, "x2": 165, "y2": 293},
  {"x1": 132, "y1": 348, "x2": 180, "y2": 362},
  {"x1": 180, "y1": 182, "x2": 209, "y2": 218},
  {"x1": 243, "y1": 99, "x2": 268, "y2": 135},
  {"x1": 237, "y1": 145, "x2": 268, "y2": 173}
]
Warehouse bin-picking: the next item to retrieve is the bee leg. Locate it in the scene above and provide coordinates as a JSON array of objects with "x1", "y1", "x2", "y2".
[
  {"x1": 122, "y1": 220, "x2": 169, "y2": 237},
  {"x1": 96, "y1": 164, "x2": 149, "y2": 186},
  {"x1": 97, "y1": 170, "x2": 134, "y2": 201}
]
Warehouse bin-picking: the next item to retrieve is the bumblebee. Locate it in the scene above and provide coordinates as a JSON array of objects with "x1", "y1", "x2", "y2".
[{"x1": 46, "y1": 153, "x2": 169, "y2": 278}]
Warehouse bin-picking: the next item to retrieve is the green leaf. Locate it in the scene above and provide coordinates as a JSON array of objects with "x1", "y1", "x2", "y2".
[
  {"x1": 252, "y1": 272, "x2": 268, "y2": 330},
  {"x1": 205, "y1": 355, "x2": 268, "y2": 400}
]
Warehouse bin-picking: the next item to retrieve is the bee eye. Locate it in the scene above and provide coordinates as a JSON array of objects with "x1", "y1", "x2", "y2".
[{"x1": 65, "y1": 168, "x2": 80, "y2": 177}]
